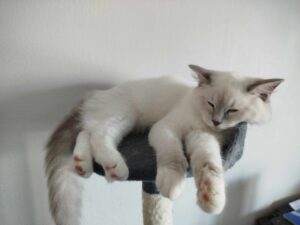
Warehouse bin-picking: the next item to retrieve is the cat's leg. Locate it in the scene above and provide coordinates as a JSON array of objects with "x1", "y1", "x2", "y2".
[
  {"x1": 185, "y1": 131, "x2": 225, "y2": 214},
  {"x1": 88, "y1": 118, "x2": 134, "y2": 182},
  {"x1": 149, "y1": 121, "x2": 188, "y2": 200},
  {"x1": 72, "y1": 131, "x2": 93, "y2": 178}
]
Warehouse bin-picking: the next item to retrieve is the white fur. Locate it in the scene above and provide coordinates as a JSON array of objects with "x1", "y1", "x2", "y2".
[
  {"x1": 77, "y1": 76, "x2": 191, "y2": 181},
  {"x1": 185, "y1": 131, "x2": 225, "y2": 213},
  {"x1": 66, "y1": 67, "x2": 282, "y2": 224}
]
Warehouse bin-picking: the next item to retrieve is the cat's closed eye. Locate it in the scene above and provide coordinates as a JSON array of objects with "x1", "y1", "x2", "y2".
[
  {"x1": 226, "y1": 109, "x2": 238, "y2": 114},
  {"x1": 207, "y1": 101, "x2": 215, "y2": 108}
]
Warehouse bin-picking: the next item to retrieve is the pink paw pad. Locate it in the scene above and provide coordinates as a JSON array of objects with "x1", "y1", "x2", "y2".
[
  {"x1": 199, "y1": 179, "x2": 212, "y2": 203},
  {"x1": 73, "y1": 155, "x2": 82, "y2": 162},
  {"x1": 110, "y1": 173, "x2": 119, "y2": 179},
  {"x1": 104, "y1": 164, "x2": 117, "y2": 171},
  {"x1": 202, "y1": 193, "x2": 210, "y2": 202},
  {"x1": 75, "y1": 164, "x2": 86, "y2": 176},
  {"x1": 199, "y1": 179, "x2": 211, "y2": 191}
]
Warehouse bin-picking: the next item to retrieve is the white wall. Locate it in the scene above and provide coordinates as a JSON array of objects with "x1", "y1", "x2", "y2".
[{"x1": 1, "y1": 0, "x2": 300, "y2": 225}]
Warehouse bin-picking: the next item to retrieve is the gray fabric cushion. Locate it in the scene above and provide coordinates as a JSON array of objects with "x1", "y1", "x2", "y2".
[{"x1": 93, "y1": 122, "x2": 247, "y2": 181}]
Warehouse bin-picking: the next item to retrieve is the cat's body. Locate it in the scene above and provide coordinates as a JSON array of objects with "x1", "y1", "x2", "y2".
[{"x1": 46, "y1": 65, "x2": 283, "y2": 225}]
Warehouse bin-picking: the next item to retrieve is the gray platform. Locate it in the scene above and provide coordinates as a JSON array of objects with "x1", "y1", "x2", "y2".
[{"x1": 93, "y1": 123, "x2": 247, "y2": 181}]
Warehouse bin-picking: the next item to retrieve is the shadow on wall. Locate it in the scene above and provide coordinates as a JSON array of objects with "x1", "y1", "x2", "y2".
[
  {"x1": 0, "y1": 81, "x2": 113, "y2": 127},
  {"x1": 216, "y1": 175, "x2": 260, "y2": 225}
]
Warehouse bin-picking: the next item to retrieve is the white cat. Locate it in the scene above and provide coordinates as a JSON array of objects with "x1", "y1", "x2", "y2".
[{"x1": 45, "y1": 65, "x2": 283, "y2": 225}]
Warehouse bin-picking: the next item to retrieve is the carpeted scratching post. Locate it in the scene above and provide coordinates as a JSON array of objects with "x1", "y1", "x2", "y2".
[{"x1": 93, "y1": 123, "x2": 247, "y2": 225}]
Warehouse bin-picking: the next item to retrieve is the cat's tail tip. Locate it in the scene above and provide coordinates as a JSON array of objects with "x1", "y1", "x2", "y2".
[{"x1": 46, "y1": 156, "x2": 83, "y2": 225}]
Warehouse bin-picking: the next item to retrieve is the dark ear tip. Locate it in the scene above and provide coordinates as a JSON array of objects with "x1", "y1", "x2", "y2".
[
  {"x1": 188, "y1": 64, "x2": 208, "y2": 73},
  {"x1": 188, "y1": 64, "x2": 197, "y2": 69},
  {"x1": 274, "y1": 78, "x2": 285, "y2": 86},
  {"x1": 272, "y1": 78, "x2": 284, "y2": 81}
]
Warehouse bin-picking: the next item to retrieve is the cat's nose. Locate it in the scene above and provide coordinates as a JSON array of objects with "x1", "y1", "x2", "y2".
[{"x1": 212, "y1": 120, "x2": 221, "y2": 127}]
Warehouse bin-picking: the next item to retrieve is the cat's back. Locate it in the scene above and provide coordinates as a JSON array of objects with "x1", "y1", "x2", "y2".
[
  {"x1": 125, "y1": 76, "x2": 192, "y2": 125},
  {"x1": 83, "y1": 76, "x2": 192, "y2": 126}
]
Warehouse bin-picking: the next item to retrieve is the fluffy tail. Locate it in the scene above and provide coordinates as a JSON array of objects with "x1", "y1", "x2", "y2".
[{"x1": 45, "y1": 106, "x2": 83, "y2": 225}]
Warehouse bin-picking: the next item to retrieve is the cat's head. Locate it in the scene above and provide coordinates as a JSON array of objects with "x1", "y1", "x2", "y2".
[{"x1": 189, "y1": 64, "x2": 284, "y2": 131}]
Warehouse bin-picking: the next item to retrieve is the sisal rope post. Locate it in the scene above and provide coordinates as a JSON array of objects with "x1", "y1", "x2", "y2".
[
  {"x1": 142, "y1": 181, "x2": 173, "y2": 225},
  {"x1": 142, "y1": 191, "x2": 173, "y2": 225}
]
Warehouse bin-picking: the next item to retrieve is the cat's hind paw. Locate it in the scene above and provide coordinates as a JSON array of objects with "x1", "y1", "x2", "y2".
[
  {"x1": 102, "y1": 155, "x2": 129, "y2": 182},
  {"x1": 196, "y1": 164, "x2": 225, "y2": 214},
  {"x1": 72, "y1": 131, "x2": 93, "y2": 178},
  {"x1": 156, "y1": 167, "x2": 186, "y2": 200},
  {"x1": 73, "y1": 154, "x2": 93, "y2": 178}
]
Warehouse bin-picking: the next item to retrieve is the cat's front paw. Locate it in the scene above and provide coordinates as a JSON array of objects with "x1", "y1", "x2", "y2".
[
  {"x1": 102, "y1": 155, "x2": 129, "y2": 182},
  {"x1": 196, "y1": 163, "x2": 225, "y2": 214},
  {"x1": 156, "y1": 167, "x2": 186, "y2": 200}
]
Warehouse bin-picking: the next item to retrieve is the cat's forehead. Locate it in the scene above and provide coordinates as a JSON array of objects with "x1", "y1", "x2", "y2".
[
  {"x1": 210, "y1": 77, "x2": 246, "y2": 106},
  {"x1": 212, "y1": 72, "x2": 245, "y2": 91},
  {"x1": 211, "y1": 88, "x2": 239, "y2": 106}
]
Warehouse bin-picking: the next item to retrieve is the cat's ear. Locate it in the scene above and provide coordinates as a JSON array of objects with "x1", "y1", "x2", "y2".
[
  {"x1": 247, "y1": 78, "x2": 284, "y2": 102},
  {"x1": 188, "y1": 64, "x2": 212, "y2": 86}
]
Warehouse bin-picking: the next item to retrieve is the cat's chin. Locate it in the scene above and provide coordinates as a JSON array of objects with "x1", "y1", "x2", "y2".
[
  {"x1": 207, "y1": 125, "x2": 223, "y2": 132},
  {"x1": 213, "y1": 127, "x2": 223, "y2": 132},
  {"x1": 208, "y1": 124, "x2": 228, "y2": 132}
]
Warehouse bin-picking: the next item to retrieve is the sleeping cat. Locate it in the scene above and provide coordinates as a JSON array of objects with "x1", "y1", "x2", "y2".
[{"x1": 45, "y1": 65, "x2": 283, "y2": 225}]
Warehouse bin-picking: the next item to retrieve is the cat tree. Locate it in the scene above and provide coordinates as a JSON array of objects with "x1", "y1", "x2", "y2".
[{"x1": 93, "y1": 123, "x2": 247, "y2": 225}]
